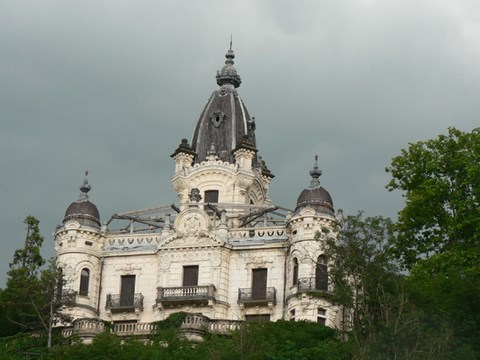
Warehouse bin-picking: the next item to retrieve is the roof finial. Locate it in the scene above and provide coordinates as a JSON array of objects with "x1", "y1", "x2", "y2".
[
  {"x1": 79, "y1": 170, "x2": 91, "y2": 201},
  {"x1": 309, "y1": 155, "x2": 322, "y2": 189},
  {"x1": 216, "y1": 38, "x2": 242, "y2": 88}
]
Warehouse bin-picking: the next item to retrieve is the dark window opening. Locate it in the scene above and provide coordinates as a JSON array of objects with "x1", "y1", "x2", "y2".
[
  {"x1": 204, "y1": 190, "x2": 219, "y2": 204},
  {"x1": 79, "y1": 268, "x2": 90, "y2": 296},
  {"x1": 245, "y1": 314, "x2": 270, "y2": 322},
  {"x1": 315, "y1": 255, "x2": 328, "y2": 291},
  {"x1": 120, "y1": 275, "x2": 136, "y2": 307},
  {"x1": 292, "y1": 258, "x2": 299, "y2": 286},
  {"x1": 252, "y1": 268, "x2": 267, "y2": 300},
  {"x1": 290, "y1": 309, "x2": 296, "y2": 321},
  {"x1": 183, "y1": 265, "x2": 199, "y2": 286},
  {"x1": 317, "y1": 308, "x2": 327, "y2": 325}
]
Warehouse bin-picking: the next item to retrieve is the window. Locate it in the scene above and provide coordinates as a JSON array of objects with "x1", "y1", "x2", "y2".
[
  {"x1": 204, "y1": 190, "x2": 219, "y2": 204},
  {"x1": 120, "y1": 275, "x2": 136, "y2": 307},
  {"x1": 79, "y1": 268, "x2": 90, "y2": 296},
  {"x1": 245, "y1": 314, "x2": 270, "y2": 322},
  {"x1": 315, "y1": 255, "x2": 328, "y2": 291},
  {"x1": 183, "y1": 265, "x2": 199, "y2": 286},
  {"x1": 317, "y1": 308, "x2": 327, "y2": 325},
  {"x1": 252, "y1": 268, "x2": 267, "y2": 300},
  {"x1": 290, "y1": 309, "x2": 296, "y2": 321},
  {"x1": 292, "y1": 258, "x2": 299, "y2": 286}
]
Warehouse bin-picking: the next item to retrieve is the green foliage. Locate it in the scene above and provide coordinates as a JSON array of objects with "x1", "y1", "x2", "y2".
[
  {"x1": 1, "y1": 216, "x2": 47, "y2": 337},
  {"x1": 186, "y1": 320, "x2": 348, "y2": 360},
  {"x1": 325, "y1": 213, "x2": 398, "y2": 328},
  {"x1": 9, "y1": 215, "x2": 45, "y2": 274},
  {"x1": 387, "y1": 127, "x2": 480, "y2": 357},
  {"x1": 0, "y1": 320, "x2": 349, "y2": 360},
  {"x1": 0, "y1": 216, "x2": 67, "y2": 351},
  {"x1": 407, "y1": 249, "x2": 480, "y2": 358},
  {"x1": 386, "y1": 127, "x2": 480, "y2": 268},
  {"x1": 154, "y1": 311, "x2": 189, "y2": 330},
  {"x1": 325, "y1": 212, "x2": 454, "y2": 359},
  {"x1": 0, "y1": 332, "x2": 50, "y2": 359}
]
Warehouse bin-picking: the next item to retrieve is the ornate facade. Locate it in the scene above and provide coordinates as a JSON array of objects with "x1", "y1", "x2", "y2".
[{"x1": 55, "y1": 45, "x2": 345, "y2": 340}]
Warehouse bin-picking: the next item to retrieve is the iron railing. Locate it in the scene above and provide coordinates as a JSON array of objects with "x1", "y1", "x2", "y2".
[
  {"x1": 297, "y1": 277, "x2": 328, "y2": 292},
  {"x1": 238, "y1": 287, "x2": 276, "y2": 305},
  {"x1": 105, "y1": 293, "x2": 144, "y2": 312}
]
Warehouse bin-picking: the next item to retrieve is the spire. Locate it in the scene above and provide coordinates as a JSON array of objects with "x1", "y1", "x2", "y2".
[
  {"x1": 309, "y1": 155, "x2": 322, "y2": 189},
  {"x1": 79, "y1": 170, "x2": 91, "y2": 201},
  {"x1": 216, "y1": 40, "x2": 242, "y2": 88}
]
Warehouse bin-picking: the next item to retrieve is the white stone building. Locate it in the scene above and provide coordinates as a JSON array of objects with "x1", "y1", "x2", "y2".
[{"x1": 55, "y1": 46, "x2": 345, "y2": 340}]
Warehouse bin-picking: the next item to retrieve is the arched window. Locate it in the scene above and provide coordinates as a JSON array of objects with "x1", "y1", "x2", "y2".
[
  {"x1": 79, "y1": 268, "x2": 90, "y2": 296},
  {"x1": 292, "y1": 258, "x2": 299, "y2": 285},
  {"x1": 315, "y1": 255, "x2": 328, "y2": 291}
]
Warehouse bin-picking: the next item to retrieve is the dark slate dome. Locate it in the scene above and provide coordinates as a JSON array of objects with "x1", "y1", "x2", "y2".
[
  {"x1": 63, "y1": 174, "x2": 100, "y2": 228},
  {"x1": 191, "y1": 45, "x2": 257, "y2": 164},
  {"x1": 295, "y1": 156, "x2": 334, "y2": 215}
]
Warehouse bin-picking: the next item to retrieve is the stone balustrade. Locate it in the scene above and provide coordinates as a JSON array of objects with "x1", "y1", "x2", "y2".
[
  {"x1": 113, "y1": 322, "x2": 156, "y2": 336},
  {"x1": 61, "y1": 314, "x2": 243, "y2": 341},
  {"x1": 208, "y1": 320, "x2": 241, "y2": 334}
]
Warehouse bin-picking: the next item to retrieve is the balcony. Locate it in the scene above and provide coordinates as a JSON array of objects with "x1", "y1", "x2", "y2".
[
  {"x1": 297, "y1": 277, "x2": 328, "y2": 293},
  {"x1": 156, "y1": 285, "x2": 216, "y2": 308},
  {"x1": 238, "y1": 287, "x2": 276, "y2": 307},
  {"x1": 105, "y1": 293, "x2": 144, "y2": 314}
]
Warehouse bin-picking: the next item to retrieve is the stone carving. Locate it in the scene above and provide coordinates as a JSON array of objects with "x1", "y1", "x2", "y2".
[{"x1": 188, "y1": 188, "x2": 202, "y2": 202}]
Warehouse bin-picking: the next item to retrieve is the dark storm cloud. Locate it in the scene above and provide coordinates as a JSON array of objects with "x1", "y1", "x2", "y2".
[{"x1": 1, "y1": 0, "x2": 479, "y2": 285}]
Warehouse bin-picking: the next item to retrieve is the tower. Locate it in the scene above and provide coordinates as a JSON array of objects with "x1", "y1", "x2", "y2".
[
  {"x1": 54, "y1": 173, "x2": 103, "y2": 320},
  {"x1": 285, "y1": 157, "x2": 342, "y2": 326},
  {"x1": 171, "y1": 46, "x2": 274, "y2": 217}
]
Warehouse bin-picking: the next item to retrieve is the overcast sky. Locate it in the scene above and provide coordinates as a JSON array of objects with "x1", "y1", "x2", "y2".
[{"x1": 1, "y1": 0, "x2": 479, "y2": 286}]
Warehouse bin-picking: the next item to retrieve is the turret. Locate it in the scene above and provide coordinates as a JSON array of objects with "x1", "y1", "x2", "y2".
[
  {"x1": 285, "y1": 158, "x2": 341, "y2": 326},
  {"x1": 54, "y1": 173, "x2": 103, "y2": 320}
]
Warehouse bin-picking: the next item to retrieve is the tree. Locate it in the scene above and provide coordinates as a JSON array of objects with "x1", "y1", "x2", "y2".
[
  {"x1": 9, "y1": 215, "x2": 45, "y2": 276},
  {"x1": 1, "y1": 216, "x2": 46, "y2": 337},
  {"x1": 386, "y1": 128, "x2": 480, "y2": 358},
  {"x1": 386, "y1": 127, "x2": 480, "y2": 268},
  {"x1": 0, "y1": 216, "x2": 67, "y2": 350},
  {"x1": 324, "y1": 212, "x2": 452, "y2": 359}
]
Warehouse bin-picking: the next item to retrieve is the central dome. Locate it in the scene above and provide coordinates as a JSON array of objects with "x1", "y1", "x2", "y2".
[{"x1": 191, "y1": 47, "x2": 257, "y2": 164}]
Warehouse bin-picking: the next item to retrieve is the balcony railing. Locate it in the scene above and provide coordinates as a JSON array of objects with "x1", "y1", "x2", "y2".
[
  {"x1": 297, "y1": 277, "x2": 328, "y2": 292},
  {"x1": 156, "y1": 285, "x2": 216, "y2": 308},
  {"x1": 238, "y1": 287, "x2": 276, "y2": 307},
  {"x1": 105, "y1": 293, "x2": 144, "y2": 313}
]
